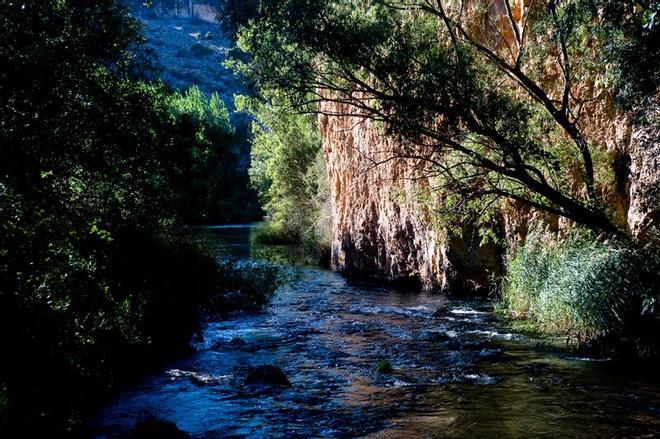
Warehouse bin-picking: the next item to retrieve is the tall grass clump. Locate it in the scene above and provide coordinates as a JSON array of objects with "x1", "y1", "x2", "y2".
[{"x1": 501, "y1": 230, "x2": 659, "y2": 356}]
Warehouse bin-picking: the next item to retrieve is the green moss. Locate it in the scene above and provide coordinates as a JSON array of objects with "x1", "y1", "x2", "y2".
[{"x1": 375, "y1": 360, "x2": 393, "y2": 374}]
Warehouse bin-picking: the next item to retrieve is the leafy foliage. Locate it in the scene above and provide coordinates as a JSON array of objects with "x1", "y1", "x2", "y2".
[
  {"x1": 236, "y1": 93, "x2": 331, "y2": 261},
  {"x1": 0, "y1": 1, "x2": 273, "y2": 435},
  {"x1": 166, "y1": 86, "x2": 260, "y2": 224},
  {"x1": 596, "y1": 1, "x2": 660, "y2": 106}
]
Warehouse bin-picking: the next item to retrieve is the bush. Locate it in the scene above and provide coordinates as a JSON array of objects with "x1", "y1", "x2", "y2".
[
  {"x1": 501, "y1": 230, "x2": 660, "y2": 356},
  {"x1": 0, "y1": 1, "x2": 269, "y2": 435}
]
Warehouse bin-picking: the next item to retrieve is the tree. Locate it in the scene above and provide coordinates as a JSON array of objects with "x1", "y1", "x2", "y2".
[
  {"x1": 231, "y1": 0, "x2": 659, "y2": 239},
  {"x1": 0, "y1": 1, "x2": 234, "y2": 434},
  {"x1": 236, "y1": 92, "x2": 330, "y2": 248}
]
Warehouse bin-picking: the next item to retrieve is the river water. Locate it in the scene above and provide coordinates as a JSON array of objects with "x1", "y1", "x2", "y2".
[{"x1": 92, "y1": 225, "x2": 660, "y2": 438}]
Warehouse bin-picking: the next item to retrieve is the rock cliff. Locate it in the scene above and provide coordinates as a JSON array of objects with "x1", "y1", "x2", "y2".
[
  {"x1": 317, "y1": 0, "x2": 660, "y2": 292},
  {"x1": 319, "y1": 101, "x2": 502, "y2": 294},
  {"x1": 320, "y1": 97, "x2": 658, "y2": 292}
]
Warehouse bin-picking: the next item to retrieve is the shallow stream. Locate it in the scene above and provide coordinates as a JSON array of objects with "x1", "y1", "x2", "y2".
[{"x1": 92, "y1": 225, "x2": 660, "y2": 438}]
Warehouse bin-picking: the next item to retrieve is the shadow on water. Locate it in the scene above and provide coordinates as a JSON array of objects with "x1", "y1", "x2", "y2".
[{"x1": 92, "y1": 224, "x2": 660, "y2": 438}]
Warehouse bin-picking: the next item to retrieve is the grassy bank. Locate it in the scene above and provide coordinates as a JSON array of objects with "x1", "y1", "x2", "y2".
[{"x1": 499, "y1": 231, "x2": 660, "y2": 357}]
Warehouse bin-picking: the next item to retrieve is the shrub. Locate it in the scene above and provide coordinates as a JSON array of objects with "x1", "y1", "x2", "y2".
[
  {"x1": 501, "y1": 230, "x2": 660, "y2": 356},
  {"x1": 207, "y1": 260, "x2": 285, "y2": 315}
]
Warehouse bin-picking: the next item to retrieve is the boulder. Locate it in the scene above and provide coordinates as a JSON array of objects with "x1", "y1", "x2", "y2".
[
  {"x1": 229, "y1": 337, "x2": 246, "y2": 346},
  {"x1": 241, "y1": 365, "x2": 291, "y2": 387}
]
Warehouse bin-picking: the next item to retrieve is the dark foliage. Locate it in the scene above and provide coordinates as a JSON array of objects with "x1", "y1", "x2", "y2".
[
  {"x1": 0, "y1": 0, "x2": 269, "y2": 435},
  {"x1": 597, "y1": 0, "x2": 660, "y2": 106}
]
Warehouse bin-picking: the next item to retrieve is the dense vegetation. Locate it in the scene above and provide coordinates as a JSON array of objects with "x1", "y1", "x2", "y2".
[
  {"x1": 236, "y1": 93, "x2": 331, "y2": 262},
  {"x1": 233, "y1": 0, "x2": 659, "y2": 238},
  {"x1": 168, "y1": 85, "x2": 262, "y2": 225},
  {"x1": 501, "y1": 232, "x2": 659, "y2": 356},
  {"x1": 0, "y1": 1, "x2": 277, "y2": 435}
]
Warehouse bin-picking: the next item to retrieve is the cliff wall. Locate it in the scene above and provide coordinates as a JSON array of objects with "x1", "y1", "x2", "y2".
[
  {"x1": 319, "y1": 101, "x2": 502, "y2": 294},
  {"x1": 320, "y1": 97, "x2": 658, "y2": 293},
  {"x1": 317, "y1": 1, "x2": 659, "y2": 292}
]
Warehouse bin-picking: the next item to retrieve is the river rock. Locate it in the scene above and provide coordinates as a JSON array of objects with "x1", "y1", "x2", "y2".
[
  {"x1": 132, "y1": 417, "x2": 190, "y2": 439},
  {"x1": 241, "y1": 365, "x2": 292, "y2": 387},
  {"x1": 422, "y1": 330, "x2": 453, "y2": 342},
  {"x1": 229, "y1": 337, "x2": 246, "y2": 346}
]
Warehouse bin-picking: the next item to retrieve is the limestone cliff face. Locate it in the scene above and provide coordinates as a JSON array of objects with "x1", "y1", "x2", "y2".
[
  {"x1": 319, "y1": 101, "x2": 502, "y2": 294},
  {"x1": 318, "y1": 2, "x2": 659, "y2": 291},
  {"x1": 503, "y1": 103, "x2": 660, "y2": 247},
  {"x1": 320, "y1": 99, "x2": 658, "y2": 291},
  {"x1": 627, "y1": 116, "x2": 660, "y2": 245}
]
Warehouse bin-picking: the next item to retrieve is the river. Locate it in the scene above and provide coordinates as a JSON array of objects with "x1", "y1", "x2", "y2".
[{"x1": 92, "y1": 225, "x2": 660, "y2": 438}]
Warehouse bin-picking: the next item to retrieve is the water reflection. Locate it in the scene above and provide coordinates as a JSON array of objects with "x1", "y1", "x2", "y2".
[
  {"x1": 93, "y1": 225, "x2": 660, "y2": 438},
  {"x1": 196, "y1": 223, "x2": 317, "y2": 267}
]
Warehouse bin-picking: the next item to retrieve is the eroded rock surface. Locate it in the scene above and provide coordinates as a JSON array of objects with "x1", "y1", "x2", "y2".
[{"x1": 319, "y1": 101, "x2": 501, "y2": 294}]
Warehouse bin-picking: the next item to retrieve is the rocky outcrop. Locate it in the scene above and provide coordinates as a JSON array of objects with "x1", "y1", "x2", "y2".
[
  {"x1": 319, "y1": 101, "x2": 502, "y2": 294},
  {"x1": 320, "y1": 98, "x2": 659, "y2": 291},
  {"x1": 318, "y1": 3, "x2": 659, "y2": 291}
]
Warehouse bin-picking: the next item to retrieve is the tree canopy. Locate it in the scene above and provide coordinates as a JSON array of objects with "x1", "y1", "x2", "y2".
[
  {"x1": 237, "y1": 92, "x2": 330, "y2": 252},
  {"x1": 232, "y1": 0, "x2": 659, "y2": 239}
]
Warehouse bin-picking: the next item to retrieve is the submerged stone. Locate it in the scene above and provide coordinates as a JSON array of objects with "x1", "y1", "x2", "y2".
[
  {"x1": 230, "y1": 337, "x2": 246, "y2": 346},
  {"x1": 241, "y1": 365, "x2": 292, "y2": 387}
]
